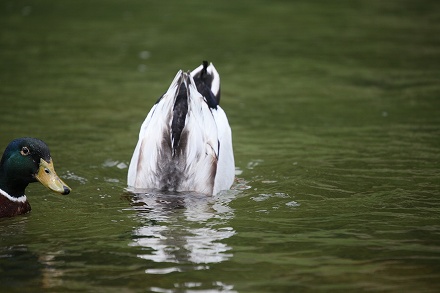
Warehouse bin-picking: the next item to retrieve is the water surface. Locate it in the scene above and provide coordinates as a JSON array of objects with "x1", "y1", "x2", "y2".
[{"x1": 1, "y1": 0, "x2": 439, "y2": 292}]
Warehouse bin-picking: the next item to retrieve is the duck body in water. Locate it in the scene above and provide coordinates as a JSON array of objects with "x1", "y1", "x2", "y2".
[{"x1": 128, "y1": 61, "x2": 235, "y2": 195}]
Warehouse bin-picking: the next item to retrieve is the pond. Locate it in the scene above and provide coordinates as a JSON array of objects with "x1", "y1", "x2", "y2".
[{"x1": 1, "y1": 0, "x2": 439, "y2": 292}]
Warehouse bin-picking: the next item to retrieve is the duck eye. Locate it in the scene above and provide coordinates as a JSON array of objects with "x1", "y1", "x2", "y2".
[
  {"x1": 44, "y1": 168, "x2": 50, "y2": 174},
  {"x1": 20, "y1": 147, "x2": 30, "y2": 156}
]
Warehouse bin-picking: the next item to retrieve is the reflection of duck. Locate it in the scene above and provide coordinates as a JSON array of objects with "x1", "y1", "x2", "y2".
[
  {"x1": 128, "y1": 61, "x2": 235, "y2": 195},
  {"x1": 0, "y1": 138, "x2": 71, "y2": 217},
  {"x1": 129, "y1": 191, "x2": 236, "y2": 266}
]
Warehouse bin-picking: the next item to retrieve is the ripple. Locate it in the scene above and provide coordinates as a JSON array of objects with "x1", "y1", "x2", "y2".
[
  {"x1": 246, "y1": 159, "x2": 263, "y2": 170},
  {"x1": 63, "y1": 170, "x2": 87, "y2": 184},
  {"x1": 102, "y1": 159, "x2": 128, "y2": 169},
  {"x1": 127, "y1": 191, "x2": 237, "y2": 266},
  {"x1": 286, "y1": 200, "x2": 301, "y2": 207},
  {"x1": 149, "y1": 280, "x2": 236, "y2": 293}
]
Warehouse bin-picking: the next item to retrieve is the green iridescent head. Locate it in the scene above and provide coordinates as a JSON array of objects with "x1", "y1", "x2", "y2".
[{"x1": 0, "y1": 137, "x2": 71, "y2": 197}]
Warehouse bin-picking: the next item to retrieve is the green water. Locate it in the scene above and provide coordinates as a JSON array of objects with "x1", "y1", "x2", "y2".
[{"x1": 1, "y1": 0, "x2": 439, "y2": 292}]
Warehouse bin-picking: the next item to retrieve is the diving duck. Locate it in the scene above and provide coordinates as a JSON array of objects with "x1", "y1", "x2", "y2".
[
  {"x1": 128, "y1": 61, "x2": 235, "y2": 195},
  {"x1": 0, "y1": 137, "x2": 71, "y2": 218}
]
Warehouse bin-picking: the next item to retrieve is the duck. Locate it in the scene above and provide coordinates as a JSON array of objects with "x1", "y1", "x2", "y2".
[
  {"x1": 0, "y1": 137, "x2": 71, "y2": 218},
  {"x1": 128, "y1": 61, "x2": 235, "y2": 195}
]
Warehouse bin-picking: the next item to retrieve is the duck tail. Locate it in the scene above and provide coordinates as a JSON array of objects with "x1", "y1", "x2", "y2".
[
  {"x1": 170, "y1": 72, "x2": 189, "y2": 156},
  {"x1": 191, "y1": 61, "x2": 221, "y2": 106}
]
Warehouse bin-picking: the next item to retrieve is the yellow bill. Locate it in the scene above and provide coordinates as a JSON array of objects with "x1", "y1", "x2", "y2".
[{"x1": 35, "y1": 158, "x2": 71, "y2": 195}]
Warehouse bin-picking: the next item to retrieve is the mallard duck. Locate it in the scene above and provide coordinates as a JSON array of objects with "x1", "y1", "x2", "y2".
[
  {"x1": 128, "y1": 61, "x2": 235, "y2": 195},
  {"x1": 0, "y1": 137, "x2": 71, "y2": 218}
]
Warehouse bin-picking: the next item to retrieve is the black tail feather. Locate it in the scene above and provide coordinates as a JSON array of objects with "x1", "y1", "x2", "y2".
[{"x1": 193, "y1": 60, "x2": 220, "y2": 108}]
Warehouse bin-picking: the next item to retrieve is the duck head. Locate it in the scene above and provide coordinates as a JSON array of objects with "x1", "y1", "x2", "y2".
[{"x1": 0, "y1": 137, "x2": 71, "y2": 198}]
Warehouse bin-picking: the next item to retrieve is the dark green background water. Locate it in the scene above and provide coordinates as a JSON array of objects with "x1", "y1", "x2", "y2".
[{"x1": 1, "y1": 0, "x2": 439, "y2": 292}]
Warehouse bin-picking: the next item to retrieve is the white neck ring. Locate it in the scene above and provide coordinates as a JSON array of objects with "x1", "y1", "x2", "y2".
[{"x1": 0, "y1": 188, "x2": 27, "y2": 203}]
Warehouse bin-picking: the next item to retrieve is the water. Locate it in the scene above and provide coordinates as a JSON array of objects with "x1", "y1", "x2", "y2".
[{"x1": 1, "y1": 0, "x2": 439, "y2": 292}]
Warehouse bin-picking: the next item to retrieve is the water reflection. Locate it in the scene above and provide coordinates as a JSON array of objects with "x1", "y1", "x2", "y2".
[
  {"x1": 127, "y1": 190, "x2": 237, "y2": 269},
  {"x1": 0, "y1": 219, "x2": 65, "y2": 291},
  {"x1": 0, "y1": 245, "x2": 43, "y2": 288}
]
